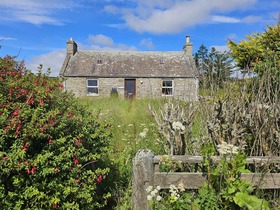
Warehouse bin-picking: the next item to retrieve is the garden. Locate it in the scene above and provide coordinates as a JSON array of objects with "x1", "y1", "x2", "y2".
[{"x1": 0, "y1": 24, "x2": 279, "y2": 209}]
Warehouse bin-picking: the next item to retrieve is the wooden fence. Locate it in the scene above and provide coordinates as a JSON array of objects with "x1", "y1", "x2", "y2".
[{"x1": 132, "y1": 149, "x2": 280, "y2": 210}]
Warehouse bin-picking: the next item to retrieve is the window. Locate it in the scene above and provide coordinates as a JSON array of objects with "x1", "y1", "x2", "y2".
[
  {"x1": 162, "y1": 79, "x2": 173, "y2": 96},
  {"x1": 97, "y1": 59, "x2": 102, "y2": 64},
  {"x1": 87, "y1": 79, "x2": 98, "y2": 95}
]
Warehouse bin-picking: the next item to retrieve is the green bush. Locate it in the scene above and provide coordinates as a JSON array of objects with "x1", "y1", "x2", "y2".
[{"x1": 0, "y1": 56, "x2": 111, "y2": 209}]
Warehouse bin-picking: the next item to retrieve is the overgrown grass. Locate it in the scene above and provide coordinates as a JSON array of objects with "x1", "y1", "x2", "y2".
[
  {"x1": 78, "y1": 97, "x2": 168, "y2": 209},
  {"x1": 77, "y1": 71, "x2": 280, "y2": 209}
]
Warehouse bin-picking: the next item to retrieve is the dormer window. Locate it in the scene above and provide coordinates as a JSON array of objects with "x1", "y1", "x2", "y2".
[{"x1": 97, "y1": 59, "x2": 102, "y2": 64}]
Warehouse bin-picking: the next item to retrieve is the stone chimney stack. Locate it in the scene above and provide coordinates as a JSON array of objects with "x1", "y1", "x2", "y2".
[
  {"x1": 66, "y1": 37, "x2": 77, "y2": 56},
  {"x1": 183, "y1": 35, "x2": 193, "y2": 56}
]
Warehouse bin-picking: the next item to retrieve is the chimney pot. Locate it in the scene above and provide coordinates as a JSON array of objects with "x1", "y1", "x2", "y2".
[
  {"x1": 186, "y1": 35, "x2": 190, "y2": 43},
  {"x1": 66, "y1": 38, "x2": 77, "y2": 56}
]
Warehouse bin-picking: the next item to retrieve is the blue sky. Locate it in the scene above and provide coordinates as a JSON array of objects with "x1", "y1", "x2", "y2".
[{"x1": 0, "y1": 0, "x2": 279, "y2": 76}]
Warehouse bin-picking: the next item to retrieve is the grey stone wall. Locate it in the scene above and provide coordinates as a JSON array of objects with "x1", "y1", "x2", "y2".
[{"x1": 64, "y1": 77, "x2": 198, "y2": 101}]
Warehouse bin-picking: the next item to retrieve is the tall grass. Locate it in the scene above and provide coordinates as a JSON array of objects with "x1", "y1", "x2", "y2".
[{"x1": 76, "y1": 66, "x2": 279, "y2": 209}]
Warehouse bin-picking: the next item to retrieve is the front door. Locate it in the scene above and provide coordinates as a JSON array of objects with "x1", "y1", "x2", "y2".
[{"x1": 124, "y1": 79, "x2": 136, "y2": 99}]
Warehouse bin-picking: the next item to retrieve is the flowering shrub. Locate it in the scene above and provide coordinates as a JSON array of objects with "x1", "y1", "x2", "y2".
[
  {"x1": 0, "y1": 56, "x2": 111, "y2": 209},
  {"x1": 147, "y1": 184, "x2": 194, "y2": 210}
]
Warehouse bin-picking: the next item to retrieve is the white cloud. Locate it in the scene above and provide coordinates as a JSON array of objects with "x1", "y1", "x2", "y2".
[
  {"x1": 211, "y1": 45, "x2": 230, "y2": 52},
  {"x1": 242, "y1": 15, "x2": 262, "y2": 23},
  {"x1": 211, "y1": 15, "x2": 240, "y2": 23},
  {"x1": 88, "y1": 34, "x2": 115, "y2": 48},
  {"x1": 81, "y1": 34, "x2": 137, "y2": 51},
  {"x1": 227, "y1": 33, "x2": 238, "y2": 40},
  {"x1": 0, "y1": 0, "x2": 77, "y2": 25},
  {"x1": 140, "y1": 38, "x2": 154, "y2": 50},
  {"x1": 25, "y1": 34, "x2": 138, "y2": 77},
  {"x1": 106, "y1": 0, "x2": 257, "y2": 34},
  {"x1": 0, "y1": 36, "x2": 16, "y2": 41},
  {"x1": 25, "y1": 49, "x2": 65, "y2": 77}
]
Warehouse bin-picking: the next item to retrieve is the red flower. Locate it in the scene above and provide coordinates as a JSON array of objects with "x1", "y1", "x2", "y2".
[
  {"x1": 2, "y1": 156, "x2": 8, "y2": 161},
  {"x1": 39, "y1": 98, "x2": 44, "y2": 106},
  {"x1": 26, "y1": 168, "x2": 31, "y2": 174},
  {"x1": 13, "y1": 108, "x2": 20, "y2": 117},
  {"x1": 97, "y1": 175, "x2": 103, "y2": 183},
  {"x1": 67, "y1": 113, "x2": 74, "y2": 118},
  {"x1": 55, "y1": 167, "x2": 60, "y2": 173},
  {"x1": 76, "y1": 139, "x2": 82, "y2": 147},
  {"x1": 9, "y1": 88, "x2": 13, "y2": 95},
  {"x1": 49, "y1": 138, "x2": 53, "y2": 144},
  {"x1": 73, "y1": 158, "x2": 79, "y2": 165},
  {"x1": 23, "y1": 89, "x2": 28, "y2": 94},
  {"x1": 31, "y1": 167, "x2": 36, "y2": 175},
  {"x1": 52, "y1": 203, "x2": 57, "y2": 209},
  {"x1": 49, "y1": 119, "x2": 55, "y2": 126},
  {"x1": 15, "y1": 124, "x2": 21, "y2": 137},
  {"x1": 21, "y1": 144, "x2": 28, "y2": 150}
]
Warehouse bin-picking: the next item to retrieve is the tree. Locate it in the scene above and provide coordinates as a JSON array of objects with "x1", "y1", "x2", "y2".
[
  {"x1": 194, "y1": 44, "x2": 209, "y2": 74},
  {"x1": 0, "y1": 56, "x2": 111, "y2": 209},
  {"x1": 228, "y1": 23, "x2": 280, "y2": 101},
  {"x1": 194, "y1": 45, "x2": 233, "y2": 89},
  {"x1": 228, "y1": 24, "x2": 280, "y2": 75}
]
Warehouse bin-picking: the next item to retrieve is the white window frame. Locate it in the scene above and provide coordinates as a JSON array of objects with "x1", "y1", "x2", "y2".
[
  {"x1": 162, "y1": 79, "x2": 173, "y2": 96},
  {"x1": 86, "y1": 79, "x2": 99, "y2": 96}
]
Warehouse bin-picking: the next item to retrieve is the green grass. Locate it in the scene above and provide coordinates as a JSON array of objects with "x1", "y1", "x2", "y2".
[{"x1": 78, "y1": 96, "x2": 168, "y2": 209}]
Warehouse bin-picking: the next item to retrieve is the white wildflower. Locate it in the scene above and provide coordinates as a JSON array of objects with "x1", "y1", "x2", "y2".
[
  {"x1": 178, "y1": 182, "x2": 185, "y2": 192},
  {"x1": 217, "y1": 142, "x2": 239, "y2": 155},
  {"x1": 147, "y1": 195, "x2": 153, "y2": 201},
  {"x1": 139, "y1": 128, "x2": 148, "y2": 138},
  {"x1": 151, "y1": 189, "x2": 158, "y2": 197},
  {"x1": 172, "y1": 121, "x2": 185, "y2": 131},
  {"x1": 146, "y1": 186, "x2": 153, "y2": 193},
  {"x1": 169, "y1": 184, "x2": 176, "y2": 191},
  {"x1": 128, "y1": 124, "x2": 133, "y2": 127},
  {"x1": 156, "y1": 185, "x2": 161, "y2": 191},
  {"x1": 156, "y1": 195, "x2": 162, "y2": 201},
  {"x1": 139, "y1": 131, "x2": 147, "y2": 138}
]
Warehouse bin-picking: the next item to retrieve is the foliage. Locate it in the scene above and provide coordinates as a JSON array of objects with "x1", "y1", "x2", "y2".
[
  {"x1": 194, "y1": 45, "x2": 233, "y2": 89},
  {"x1": 228, "y1": 23, "x2": 280, "y2": 99},
  {"x1": 234, "y1": 192, "x2": 270, "y2": 210},
  {"x1": 158, "y1": 156, "x2": 183, "y2": 172},
  {"x1": 149, "y1": 99, "x2": 199, "y2": 155},
  {"x1": 228, "y1": 24, "x2": 280, "y2": 73},
  {"x1": 147, "y1": 184, "x2": 194, "y2": 210},
  {"x1": 0, "y1": 56, "x2": 111, "y2": 209},
  {"x1": 77, "y1": 97, "x2": 165, "y2": 209}
]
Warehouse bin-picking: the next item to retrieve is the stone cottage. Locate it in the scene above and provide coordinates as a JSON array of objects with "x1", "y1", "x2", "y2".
[{"x1": 59, "y1": 36, "x2": 198, "y2": 101}]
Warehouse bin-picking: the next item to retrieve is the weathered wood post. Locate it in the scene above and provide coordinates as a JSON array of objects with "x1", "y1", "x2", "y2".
[{"x1": 132, "y1": 149, "x2": 154, "y2": 210}]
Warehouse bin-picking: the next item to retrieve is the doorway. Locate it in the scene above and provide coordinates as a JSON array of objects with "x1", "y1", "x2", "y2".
[{"x1": 124, "y1": 79, "x2": 136, "y2": 99}]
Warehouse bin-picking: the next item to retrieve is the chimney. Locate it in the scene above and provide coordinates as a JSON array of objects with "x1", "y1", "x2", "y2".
[
  {"x1": 66, "y1": 37, "x2": 77, "y2": 56},
  {"x1": 183, "y1": 35, "x2": 193, "y2": 56}
]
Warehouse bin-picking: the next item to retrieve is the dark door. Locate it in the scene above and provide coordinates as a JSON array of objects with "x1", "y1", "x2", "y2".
[{"x1": 125, "y1": 79, "x2": 136, "y2": 99}]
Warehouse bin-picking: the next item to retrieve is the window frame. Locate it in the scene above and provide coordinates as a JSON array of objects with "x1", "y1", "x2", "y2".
[
  {"x1": 162, "y1": 79, "x2": 173, "y2": 96},
  {"x1": 86, "y1": 79, "x2": 99, "y2": 96}
]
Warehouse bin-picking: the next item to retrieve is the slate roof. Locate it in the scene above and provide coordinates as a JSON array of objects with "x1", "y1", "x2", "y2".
[{"x1": 60, "y1": 50, "x2": 198, "y2": 78}]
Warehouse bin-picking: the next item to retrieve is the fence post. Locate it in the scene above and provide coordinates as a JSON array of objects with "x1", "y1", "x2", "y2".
[{"x1": 132, "y1": 149, "x2": 154, "y2": 210}]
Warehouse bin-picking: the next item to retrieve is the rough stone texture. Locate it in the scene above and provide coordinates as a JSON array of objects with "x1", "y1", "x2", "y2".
[
  {"x1": 60, "y1": 38, "x2": 199, "y2": 100},
  {"x1": 64, "y1": 77, "x2": 198, "y2": 101}
]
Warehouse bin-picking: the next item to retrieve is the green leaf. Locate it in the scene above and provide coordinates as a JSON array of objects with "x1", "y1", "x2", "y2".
[{"x1": 233, "y1": 192, "x2": 270, "y2": 210}]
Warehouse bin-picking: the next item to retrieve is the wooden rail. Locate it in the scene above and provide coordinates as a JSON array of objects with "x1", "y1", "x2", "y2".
[{"x1": 132, "y1": 150, "x2": 280, "y2": 210}]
